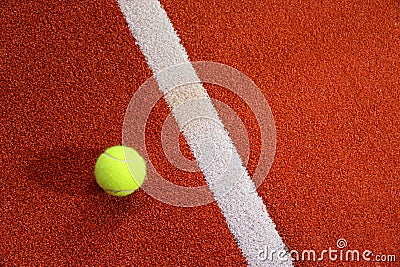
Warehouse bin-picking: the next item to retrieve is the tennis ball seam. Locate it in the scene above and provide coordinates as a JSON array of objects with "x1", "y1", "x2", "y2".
[
  {"x1": 104, "y1": 189, "x2": 134, "y2": 193},
  {"x1": 103, "y1": 152, "x2": 143, "y2": 163},
  {"x1": 101, "y1": 152, "x2": 145, "y2": 187}
]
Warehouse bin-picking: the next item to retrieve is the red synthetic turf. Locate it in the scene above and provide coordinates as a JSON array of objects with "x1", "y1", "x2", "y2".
[{"x1": 1, "y1": 0, "x2": 399, "y2": 266}]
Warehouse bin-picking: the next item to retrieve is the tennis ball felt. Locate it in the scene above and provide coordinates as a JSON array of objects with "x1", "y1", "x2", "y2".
[{"x1": 94, "y1": 146, "x2": 146, "y2": 197}]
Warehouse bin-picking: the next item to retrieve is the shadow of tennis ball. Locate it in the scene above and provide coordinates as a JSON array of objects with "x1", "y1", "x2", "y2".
[
  {"x1": 25, "y1": 146, "x2": 99, "y2": 196},
  {"x1": 24, "y1": 145, "x2": 133, "y2": 249}
]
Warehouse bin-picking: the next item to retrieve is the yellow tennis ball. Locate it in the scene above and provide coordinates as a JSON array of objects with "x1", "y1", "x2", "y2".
[{"x1": 94, "y1": 145, "x2": 146, "y2": 196}]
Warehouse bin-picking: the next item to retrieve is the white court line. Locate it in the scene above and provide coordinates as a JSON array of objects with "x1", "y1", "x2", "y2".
[{"x1": 117, "y1": 1, "x2": 293, "y2": 266}]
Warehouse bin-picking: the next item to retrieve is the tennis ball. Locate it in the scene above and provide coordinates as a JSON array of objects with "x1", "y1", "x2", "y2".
[{"x1": 94, "y1": 145, "x2": 146, "y2": 197}]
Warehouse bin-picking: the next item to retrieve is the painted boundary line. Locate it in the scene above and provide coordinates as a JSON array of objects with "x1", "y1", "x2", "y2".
[{"x1": 117, "y1": 0, "x2": 293, "y2": 266}]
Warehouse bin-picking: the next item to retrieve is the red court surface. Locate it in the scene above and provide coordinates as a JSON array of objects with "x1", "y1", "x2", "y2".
[{"x1": 1, "y1": 0, "x2": 399, "y2": 266}]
